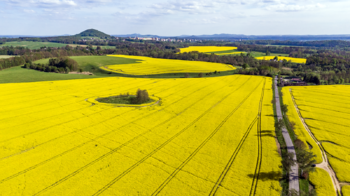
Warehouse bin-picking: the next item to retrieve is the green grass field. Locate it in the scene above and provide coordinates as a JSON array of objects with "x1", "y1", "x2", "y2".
[
  {"x1": 0, "y1": 55, "x2": 139, "y2": 83},
  {"x1": 0, "y1": 55, "x2": 17, "y2": 59},
  {"x1": 250, "y1": 51, "x2": 289, "y2": 57},
  {"x1": 0, "y1": 41, "x2": 68, "y2": 49},
  {"x1": 0, "y1": 66, "x2": 102, "y2": 83}
]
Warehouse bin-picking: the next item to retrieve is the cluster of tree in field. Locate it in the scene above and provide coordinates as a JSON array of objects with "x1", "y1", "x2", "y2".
[
  {"x1": 23, "y1": 57, "x2": 80, "y2": 73},
  {"x1": 236, "y1": 44, "x2": 316, "y2": 58}
]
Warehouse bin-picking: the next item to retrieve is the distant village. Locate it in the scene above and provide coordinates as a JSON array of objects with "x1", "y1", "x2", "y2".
[{"x1": 79, "y1": 36, "x2": 243, "y2": 43}]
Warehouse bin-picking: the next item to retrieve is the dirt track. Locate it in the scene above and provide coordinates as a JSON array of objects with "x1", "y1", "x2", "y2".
[{"x1": 289, "y1": 88, "x2": 341, "y2": 194}]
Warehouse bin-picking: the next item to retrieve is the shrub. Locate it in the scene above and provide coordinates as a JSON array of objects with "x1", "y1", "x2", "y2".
[
  {"x1": 198, "y1": 73, "x2": 203, "y2": 78},
  {"x1": 294, "y1": 138, "x2": 306, "y2": 150},
  {"x1": 184, "y1": 73, "x2": 190, "y2": 78},
  {"x1": 45, "y1": 66, "x2": 51, "y2": 72}
]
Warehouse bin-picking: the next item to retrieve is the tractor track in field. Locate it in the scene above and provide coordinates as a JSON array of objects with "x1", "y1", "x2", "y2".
[
  {"x1": 209, "y1": 79, "x2": 266, "y2": 196},
  {"x1": 0, "y1": 78, "x2": 224, "y2": 183},
  {"x1": 249, "y1": 79, "x2": 266, "y2": 196},
  {"x1": 0, "y1": 78, "x2": 144, "y2": 110},
  {"x1": 208, "y1": 117, "x2": 258, "y2": 196},
  {"x1": 0, "y1": 80, "x2": 161, "y2": 142},
  {"x1": 0, "y1": 79, "x2": 182, "y2": 160},
  {"x1": 91, "y1": 77, "x2": 255, "y2": 196},
  {"x1": 31, "y1": 77, "x2": 247, "y2": 195},
  {"x1": 289, "y1": 89, "x2": 342, "y2": 195},
  {"x1": 0, "y1": 78, "x2": 205, "y2": 146},
  {"x1": 0, "y1": 79, "x2": 147, "y2": 119},
  {"x1": 151, "y1": 78, "x2": 265, "y2": 196}
]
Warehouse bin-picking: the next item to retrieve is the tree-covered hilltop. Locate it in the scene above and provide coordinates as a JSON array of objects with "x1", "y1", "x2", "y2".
[{"x1": 75, "y1": 29, "x2": 111, "y2": 38}]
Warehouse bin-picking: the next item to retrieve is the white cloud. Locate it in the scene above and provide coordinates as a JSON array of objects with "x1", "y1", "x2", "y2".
[
  {"x1": 152, "y1": 0, "x2": 217, "y2": 14},
  {"x1": 32, "y1": 0, "x2": 77, "y2": 7},
  {"x1": 23, "y1": 9, "x2": 36, "y2": 13},
  {"x1": 5, "y1": 0, "x2": 77, "y2": 7},
  {"x1": 265, "y1": 3, "x2": 325, "y2": 12}
]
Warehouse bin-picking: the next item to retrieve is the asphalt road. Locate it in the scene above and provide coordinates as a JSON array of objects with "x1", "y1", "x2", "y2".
[{"x1": 274, "y1": 76, "x2": 299, "y2": 192}]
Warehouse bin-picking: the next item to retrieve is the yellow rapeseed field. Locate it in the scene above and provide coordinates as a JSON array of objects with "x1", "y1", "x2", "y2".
[
  {"x1": 343, "y1": 186, "x2": 350, "y2": 196},
  {"x1": 0, "y1": 75, "x2": 282, "y2": 195},
  {"x1": 309, "y1": 168, "x2": 336, "y2": 196},
  {"x1": 283, "y1": 85, "x2": 350, "y2": 194},
  {"x1": 100, "y1": 55, "x2": 235, "y2": 75},
  {"x1": 179, "y1": 46, "x2": 238, "y2": 53},
  {"x1": 256, "y1": 56, "x2": 307, "y2": 64}
]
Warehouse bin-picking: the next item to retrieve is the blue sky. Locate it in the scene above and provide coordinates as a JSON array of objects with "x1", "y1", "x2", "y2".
[{"x1": 0, "y1": 0, "x2": 348, "y2": 36}]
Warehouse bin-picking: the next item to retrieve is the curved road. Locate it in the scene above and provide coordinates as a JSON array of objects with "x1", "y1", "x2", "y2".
[{"x1": 274, "y1": 76, "x2": 299, "y2": 192}]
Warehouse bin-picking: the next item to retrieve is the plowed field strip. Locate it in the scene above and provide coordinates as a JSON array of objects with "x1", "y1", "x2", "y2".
[
  {"x1": 151, "y1": 79, "x2": 263, "y2": 196},
  {"x1": 91, "y1": 77, "x2": 254, "y2": 196}
]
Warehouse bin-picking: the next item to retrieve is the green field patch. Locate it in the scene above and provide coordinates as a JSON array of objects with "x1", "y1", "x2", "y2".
[
  {"x1": 250, "y1": 51, "x2": 289, "y2": 57},
  {"x1": 0, "y1": 41, "x2": 68, "y2": 49},
  {"x1": 0, "y1": 66, "x2": 100, "y2": 83},
  {"x1": 0, "y1": 55, "x2": 17, "y2": 59}
]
